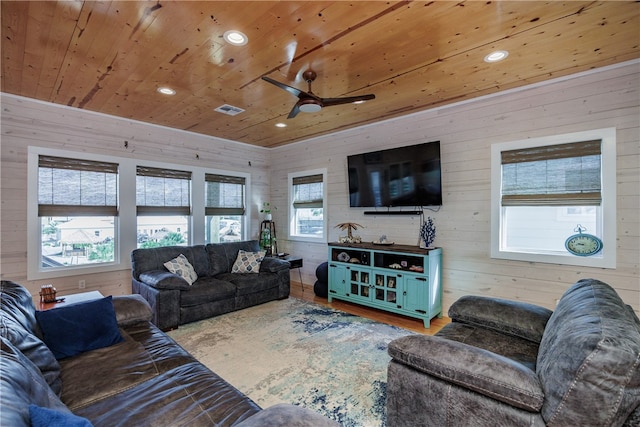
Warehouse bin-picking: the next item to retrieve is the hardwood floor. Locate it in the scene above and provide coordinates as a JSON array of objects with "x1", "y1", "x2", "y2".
[{"x1": 289, "y1": 281, "x2": 449, "y2": 335}]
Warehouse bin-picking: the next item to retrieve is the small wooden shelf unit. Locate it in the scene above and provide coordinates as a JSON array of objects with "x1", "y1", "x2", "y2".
[{"x1": 327, "y1": 242, "x2": 442, "y2": 328}]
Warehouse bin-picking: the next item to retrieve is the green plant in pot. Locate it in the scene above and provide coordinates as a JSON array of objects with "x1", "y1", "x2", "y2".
[{"x1": 260, "y1": 202, "x2": 275, "y2": 221}]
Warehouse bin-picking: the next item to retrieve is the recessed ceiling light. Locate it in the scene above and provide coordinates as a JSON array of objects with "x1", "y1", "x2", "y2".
[
  {"x1": 275, "y1": 123, "x2": 287, "y2": 128},
  {"x1": 484, "y1": 50, "x2": 509, "y2": 63},
  {"x1": 223, "y1": 30, "x2": 248, "y2": 46},
  {"x1": 157, "y1": 87, "x2": 176, "y2": 95},
  {"x1": 353, "y1": 100, "x2": 366, "y2": 105}
]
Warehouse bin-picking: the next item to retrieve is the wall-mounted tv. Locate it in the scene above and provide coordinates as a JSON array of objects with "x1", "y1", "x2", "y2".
[{"x1": 347, "y1": 141, "x2": 442, "y2": 208}]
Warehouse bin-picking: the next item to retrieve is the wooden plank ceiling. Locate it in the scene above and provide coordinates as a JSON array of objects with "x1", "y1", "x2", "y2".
[{"x1": 2, "y1": 1, "x2": 638, "y2": 148}]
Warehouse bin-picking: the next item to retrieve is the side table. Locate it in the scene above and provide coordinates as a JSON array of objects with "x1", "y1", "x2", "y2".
[
  {"x1": 36, "y1": 290, "x2": 104, "y2": 311},
  {"x1": 278, "y1": 255, "x2": 304, "y2": 292}
]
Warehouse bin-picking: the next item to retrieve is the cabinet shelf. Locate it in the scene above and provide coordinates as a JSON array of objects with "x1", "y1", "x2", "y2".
[{"x1": 328, "y1": 242, "x2": 442, "y2": 328}]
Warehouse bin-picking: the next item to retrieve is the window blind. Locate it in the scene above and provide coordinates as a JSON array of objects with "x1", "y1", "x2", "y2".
[
  {"x1": 205, "y1": 173, "x2": 246, "y2": 215},
  {"x1": 38, "y1": 155, "x2": 118, "y2": 216},
  {"x1": 136, "y1": 166, "x2": 191, "y2": 215},
  {"x1": 293, "y1": 174, "x2": 323, "y2": 209},
  {"x1": 501, "y1": 140, "x2": 602, "y2": 206}
]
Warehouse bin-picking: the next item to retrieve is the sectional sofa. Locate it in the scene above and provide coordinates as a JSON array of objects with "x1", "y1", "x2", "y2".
[{"x1": 0, "y1": 280, "x2": 337, "y2": 426}]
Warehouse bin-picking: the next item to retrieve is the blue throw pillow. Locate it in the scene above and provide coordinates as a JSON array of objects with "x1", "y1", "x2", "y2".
[
  {"x1": 29, "y1": 404, "x2": 93, "y2": 427},
  {"x1": 35, "y1": 296, "x2": 124, "y2": 360}
]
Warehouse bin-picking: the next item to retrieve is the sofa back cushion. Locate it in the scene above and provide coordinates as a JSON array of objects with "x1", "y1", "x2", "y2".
[
  {"x1": 131, "y1": 245, "x2": 209, "y2": 280},
  {"x1": 206, "y1": 240, "x2": 261, "y2": 276},
  {"x1": 0, "y1": 281, "x2": 62, "y2": 394},
  {"x1": 537, "y1": 279, "x2": 640, "y2": 426},
  {"x1": 1, "y1": 337, "x2": 71, "y2": 427}
]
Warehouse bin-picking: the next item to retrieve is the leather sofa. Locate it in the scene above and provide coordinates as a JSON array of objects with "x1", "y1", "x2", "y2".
[
  {"x1": 386, "y1": 278, "x2": 640, "y2": 426},
  {"x1": 131, "y1": 240, "x2": 290, "y2": 330},
  {"x1": 0, "y1": 280, "x2": 337, "y2": 427}
]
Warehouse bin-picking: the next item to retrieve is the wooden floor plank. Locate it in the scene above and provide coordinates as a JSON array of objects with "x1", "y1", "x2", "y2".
[{"x1": 290, "y1": 281, "x2": 449, "y2": 335}]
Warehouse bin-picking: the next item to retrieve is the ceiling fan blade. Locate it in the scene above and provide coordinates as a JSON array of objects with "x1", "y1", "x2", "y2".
[
  {"x1": 287, "y1": 103, "x2": 301, "y2": 119},
  {"x1": 320, "y1": 94, "x2": 376, "y2": 107},
  {"x1": 261, "y1": 76, "x2": 304, "y2": 98}
]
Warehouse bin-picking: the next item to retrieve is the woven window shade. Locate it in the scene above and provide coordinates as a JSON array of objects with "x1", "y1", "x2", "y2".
[
  {"x1": 293, "y1": 174, "x2": 323, "y2": 209},
  {"x1": 38, "y1": 156, "x2": 118, "y2": 217},
  {"x1": 501, "y1": 140, "x2": 602, "y2": 206},
  {"x1": 205, "y1": 174, "x2": 246, "y2": 215},
  {"x1": 136, "y1": 166, "x2": 191, "y2": 215}
]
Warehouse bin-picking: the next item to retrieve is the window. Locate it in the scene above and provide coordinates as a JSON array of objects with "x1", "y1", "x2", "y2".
[
  {"x1": 37, "y1": 155, "x2": 118, "y2": 270},
  {"x1": 29, "y1": 148, "x2": 250, "y2": 279},
  {"x1": 204, "y1": 173, "x2": 245, "y2": 243},
  {"x1": 289, "y1": 170, "x2": 327, "y2": 241},
  {"x1": 136, "y1": 166, "x2": 191, "y2": 248},
  {"x1": 491, "y1": 128, "x2": 616, "y2": 268}
]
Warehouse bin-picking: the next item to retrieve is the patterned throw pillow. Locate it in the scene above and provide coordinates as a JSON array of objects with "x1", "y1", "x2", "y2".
[
  {"x1": 231, "y1": 250, "x2": 266, "y2": 274},
  {"x1": 164, "y1": 254, "x2": 198, "y2": 285}
]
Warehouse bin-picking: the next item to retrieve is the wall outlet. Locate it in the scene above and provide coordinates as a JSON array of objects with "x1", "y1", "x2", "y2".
[{"x1": 78, "y1": 280, "x2": 86, "y2": 289}]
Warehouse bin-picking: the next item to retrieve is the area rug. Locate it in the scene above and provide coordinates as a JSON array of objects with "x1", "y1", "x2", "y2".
[{"x1": 167, "y1": 298, "x2": 415, "y2": 426}]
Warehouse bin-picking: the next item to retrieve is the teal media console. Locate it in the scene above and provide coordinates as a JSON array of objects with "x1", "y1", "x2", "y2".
[{"x1": 327, "y1": 242, "x2": 442, "y2": 328}]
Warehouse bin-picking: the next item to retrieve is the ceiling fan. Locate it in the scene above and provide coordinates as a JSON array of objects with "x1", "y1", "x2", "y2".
[{"x1": 261, "y1": 70, "x2": 375, "y2": 119}]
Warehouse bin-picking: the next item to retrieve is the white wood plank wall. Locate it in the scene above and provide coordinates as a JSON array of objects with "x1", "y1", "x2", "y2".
[
  {"x1": 1, "y1": 61, "x2": 638, "y2": 314},
  {"x1": 270, "y1": 62, "x2": 640, "y2": 314},
  {"x1": 1, "y1": 96, "x2": 271, "y2": 298}
]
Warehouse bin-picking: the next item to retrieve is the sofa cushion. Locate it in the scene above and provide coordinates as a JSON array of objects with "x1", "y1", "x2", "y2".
[
  {"x1": 232, "y1": 250, "x2": 265, "y2": 274},
  {"x1": 164, "y1": 254, "x2": 198, "y2": 285},
  {"x1": 179, "y1": 278, "x2": 237, "y2": 307},
  {"x1": 1, "y1": 337, "x2": 71, "y2": 427},
  {"x1": 448, "y1": 295, "x2": 552, "y2": 343},
  {"x1": 29, "y1": 405, "x2": 93, "y2": 427},
  {"x1": 0, "y1": 280, "x2": 62, "y2": 394},
  {"x1": 0, "y1": 315, "x2": 62, "y2": 394},
  {"x1": 73, "y1": 362, "x2": 261, "y2": 426},
  {"x1": 131, "y1": 245, "x2": 210, "y2": 280},
  {"x1": 0, "y1": 280, "x2": 40, "y2": 334},
  {"x1": 221, "y1": 272, "x2": 281, "y2": 297},
  {"x1": 537, "y1": 279, "x2": 640, "y2": 426},
  {"x1": 36, "y1": 297, "x2": 124, "y2": 360},
  {"x1": 139, "y1": 270, "x2": 191, "y2": 290},
  {"x1": 206, "y1": 240, "x2": 261, "y2": 276},
  {"x1": 59, "y1": 332, "x2": 160, "y2": 411}
]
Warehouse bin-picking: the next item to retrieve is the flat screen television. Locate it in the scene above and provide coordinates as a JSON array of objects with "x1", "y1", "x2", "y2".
[{"x1": 347, "y1": 141, "x2": 442, "y2": 208}]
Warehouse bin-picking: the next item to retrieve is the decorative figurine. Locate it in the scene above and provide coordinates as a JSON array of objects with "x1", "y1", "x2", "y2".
[
  {"x1": 335, "y1": 222, "x2": 363, "y2": 243},
  {"x1": 420, "y1": 217, "x2": 436, "y2": 249}
]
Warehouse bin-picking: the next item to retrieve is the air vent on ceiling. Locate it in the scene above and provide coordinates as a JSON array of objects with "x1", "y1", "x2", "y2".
[{"x1": 214, "y1": 104, "x2": 245, "y2": 116}]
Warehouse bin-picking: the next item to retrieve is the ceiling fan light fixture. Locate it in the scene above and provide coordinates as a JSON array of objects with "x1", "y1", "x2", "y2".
[
  {"x1": 223, "y1": 30, "x2": 248, "y2": 46},
  {"x1": 484, "y1": 50, "x2": 509, "y2": 63},
  {"x1": 299, "y1": 100, "x2": 322, "y2": 113}
]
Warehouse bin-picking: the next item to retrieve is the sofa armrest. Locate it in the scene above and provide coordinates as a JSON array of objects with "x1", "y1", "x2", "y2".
[
  {"x1": 260, "y1": 257, "x2": 290, "y2": 273},
  {"x1": 112, "y1": 294, "x2": 153, "y2": 326},
  {"x1": 139, "y1": 270, "x2": 191, "y2": 290},
  {"x1": 448, "y1": 295, "x2": 553, "y2": 343},
  {"x1": 235, "y1": 404, "x2": 339, "y2": 427},
  {"x1": 388, "y1": 335, "x2": 544, "y2": 411}
]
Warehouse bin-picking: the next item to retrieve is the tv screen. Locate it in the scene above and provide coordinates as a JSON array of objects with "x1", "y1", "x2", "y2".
[{"x1": 347, "y1": 141, "x2": 442, "y2": 208}]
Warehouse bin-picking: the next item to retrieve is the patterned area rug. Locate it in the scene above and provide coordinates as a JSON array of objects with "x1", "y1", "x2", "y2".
[{"x1": 167, "y1": 297, "x2": 415, "y2": 426}]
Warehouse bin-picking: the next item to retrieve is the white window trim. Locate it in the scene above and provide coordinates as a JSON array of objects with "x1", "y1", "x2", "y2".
[
  {"x1": 27, "y1": 146, "x2": 250, "y2": 280},
  {"x1": 490, "y1": 128, "x2": 616, "y2": 269},
  {"x1": 288, "y1": 168, "x2": 327, "y2": 243}
]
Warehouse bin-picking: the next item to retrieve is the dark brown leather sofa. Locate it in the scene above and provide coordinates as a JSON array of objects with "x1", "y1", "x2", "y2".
[{"x1": 0, "y1": 280, "x2": 337, "y2": 427}]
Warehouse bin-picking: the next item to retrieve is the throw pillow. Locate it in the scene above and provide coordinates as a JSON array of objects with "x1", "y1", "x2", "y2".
[
  {"x1": 29, "y1": 405, "x2": 93, "y2": 427},
  {"x1": 35, "y1": 296, "x2": 124, "y2": 360},
  {"x1": 231, "y1": 250, "x2": 265, "y2": 273},
  {"x1": 163, "y1": 254, "x2": 198, "y2": 285}
]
